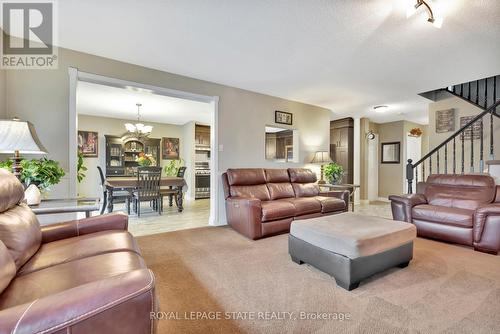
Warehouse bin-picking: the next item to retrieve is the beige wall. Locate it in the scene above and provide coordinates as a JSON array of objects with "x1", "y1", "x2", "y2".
[
  {"x1": 4, "y1": 46, "x2": 331, "y2": 223},
  {"x1": 427, "y1": 96, "x2": 500, "y2": 175},
  {"x1": 77, "y1": 115, "x2": 188, "y2": 198},
  {"x1": 0, "y1": 70, "x2": 5, "y2": 118},
  {"x1": 377, "y1": 121, "x2": 405, "y2": 197}
]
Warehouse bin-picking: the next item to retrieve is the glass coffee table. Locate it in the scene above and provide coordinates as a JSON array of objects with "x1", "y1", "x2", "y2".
[{"x1": 30, "y1": 198, "x2": 100, "y2": 218}]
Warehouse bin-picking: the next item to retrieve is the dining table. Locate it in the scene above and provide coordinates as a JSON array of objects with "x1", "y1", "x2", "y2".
[{"x1": 105, "y1": 176, "x2": 187, "y2": 213}]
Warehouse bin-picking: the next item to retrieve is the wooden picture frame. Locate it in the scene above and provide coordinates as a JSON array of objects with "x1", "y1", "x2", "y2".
[
  {"x1": 275, "y1": 110, "x2": 293, "y2": 125},
  {"x1": 381, "y1": 142, "x2": 400, "y2": 164},
  {"x1": 78, "y1": 131, "x2": 98, "y2": 157},
  {"x1": 162, "y1": 137, "x2": 180, "y2": 160},
  {"x1": 435, "y1": 109, "x2": 455, "y2": 133}
]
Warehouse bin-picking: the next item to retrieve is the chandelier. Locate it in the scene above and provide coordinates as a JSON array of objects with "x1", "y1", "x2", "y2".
[{"x1": 124, "y1": 103, "x2": 153, "y2": 139}]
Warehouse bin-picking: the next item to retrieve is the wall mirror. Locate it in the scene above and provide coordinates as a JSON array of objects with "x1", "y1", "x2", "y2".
[
  {"x1": 381, "y1": 142, "x2": 400, "y2": 164},
  {"x1": 265, "y1": 126, "x2": 299, "y2": 163}
]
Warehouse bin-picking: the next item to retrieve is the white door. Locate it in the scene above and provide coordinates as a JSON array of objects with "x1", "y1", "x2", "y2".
[{"x1": 367, "y1": 134, "x2": 379, "y2": 201}]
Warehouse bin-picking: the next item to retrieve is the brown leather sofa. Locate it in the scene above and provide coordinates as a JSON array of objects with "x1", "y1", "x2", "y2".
[
  {"x1": 222, "y1": 168, "x2": 349, "y2": 240},
  {"x1": 0, "y1": 169, "x2": 157, "y2": 333},
  {"x1": 390, "y1": 174, "x2": 500, "y2": 254}
]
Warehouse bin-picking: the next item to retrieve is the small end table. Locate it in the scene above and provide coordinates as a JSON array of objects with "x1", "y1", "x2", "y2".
[
  {"x1": 319, "y1": 184, "x2": 360, "y2": 211},
  {"x1": 30, "y1": 198, "x2": 100, "y2": 218}
]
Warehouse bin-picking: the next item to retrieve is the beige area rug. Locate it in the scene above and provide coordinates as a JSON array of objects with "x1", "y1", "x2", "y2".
[{"x1": 137, "y1": 226, "x2": 500, "y2": 334}]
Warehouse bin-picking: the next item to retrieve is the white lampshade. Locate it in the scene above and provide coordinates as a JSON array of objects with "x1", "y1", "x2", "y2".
[
  {"x1": 124, "y1": 123, "x2": 136, "y2": 132},
  {"x1": 311, "y1": 151, "x2": 332, "y2": 164},
  {"x1": 142, "y1": 125, "x2": 153, "y2": 133},
  {"x1": 0, "y1": 119, "x2": 48, "y2": 154}
]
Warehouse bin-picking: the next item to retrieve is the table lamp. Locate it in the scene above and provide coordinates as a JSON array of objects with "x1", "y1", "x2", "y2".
[
  {"x1": 311, "y1": 151, "x2": 332, "y2": 184},
  {"x1": 0, "y1": 118, "x2": 48, "y2": 178}
]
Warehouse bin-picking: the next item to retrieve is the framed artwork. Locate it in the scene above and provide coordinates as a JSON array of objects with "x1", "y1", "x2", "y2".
[
  {"x1": 78, "y1": 131, "x2": 98, "y2": 157},
  {"x1": 381, "y1": 142, "x2": 400, "y2": 164},
  {"x1": 275, "y1": 110, "x2": 293, "y2": 125},
  {"x1": 162, "y1": 137, "x2": 180, "y2": 160},
  {"x1": 460, "y1": 116, "x2": 482, "y2": 140},
  {"x1": 435, "y1": 109, "x2": 455, "y2": 133}
]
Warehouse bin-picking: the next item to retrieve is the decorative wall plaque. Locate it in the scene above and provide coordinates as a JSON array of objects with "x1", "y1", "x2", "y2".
[
  {"x1": 460, "y1": 116, "x2": 482, "y2": 140},
  {"x1": 435, "y1": 109, "x2": 455, "y2": 133}
]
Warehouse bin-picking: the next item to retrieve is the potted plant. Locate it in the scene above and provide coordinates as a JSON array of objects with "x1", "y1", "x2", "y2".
[
  {"x1": 0, "y1": 158, "x2": 65, "y2": 204},
  {"x1": 163, "y1": 159, "x2": 184, "y2": 176},
  {"x1": 135, "y1": 152, "x2": 156, "y2": 166},
  {"x1": 77, "y1": 152, "x2": 87, "y2": 183},
  {"x1": 324, "y1": 162, "x2": 344, "y2": 185},
  {"x1": 409, "y1": 127, "x2": 423, "y2": 137}
]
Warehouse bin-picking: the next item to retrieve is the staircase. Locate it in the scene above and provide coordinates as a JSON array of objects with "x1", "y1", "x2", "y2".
[{"x1": 407, "y1": 75, "x2": 500, "y2": 193}]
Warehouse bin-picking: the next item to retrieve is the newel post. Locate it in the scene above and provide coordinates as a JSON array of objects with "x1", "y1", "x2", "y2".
[{"x1": 406, "y1": 159, "x2": 414, "y2": 194}]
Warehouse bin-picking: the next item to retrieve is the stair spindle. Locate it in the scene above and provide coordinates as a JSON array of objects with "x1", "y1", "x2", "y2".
[
  {"x1": 429, "y1": 156, "x2": 432, "y2": 175},
  {"x1": 461, "y1": 132, "x2": 465, "y2": 174},
  {"x1": 444, "y1": 144, "x2": 448, "y2": 174},
  {"x1": 415, "y1": 167, "x2": 418, "y2": 184},
  {"x1": 491, "y1": 112, "x2": 495, "y2": 160},
  {"x1": 461, "y1": 83, "x2": 464, "y2": 97},
  {"x1": 485, "y1": 78, "x2": 488, "y2": 108},
  {"x1": 468, "y1": 82, "x2": 471, "y2": 100},
  {"x1": 470, "y1": 121, "x2": 474, "y2": 173},
  {"x1": 422, "y1": 163, "x2": 425, "y2": 181},
  {"x1": 476, "y1": 80, "x2": 479, "y2": 104},
  {"x1": 453, "y1": 137, "x2": 456, "y2": 174},
  {"x1": 437, "y1": 150, "x2": 440, "y2": 173},
  {"x1": 480, "y1": 117, "x2": 484, "y2": 172}
]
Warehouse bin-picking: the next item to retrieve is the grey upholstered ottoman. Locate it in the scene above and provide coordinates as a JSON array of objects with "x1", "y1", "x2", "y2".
[{"x1": 289, "y1": 213, "x2": 416, "y2": 290}]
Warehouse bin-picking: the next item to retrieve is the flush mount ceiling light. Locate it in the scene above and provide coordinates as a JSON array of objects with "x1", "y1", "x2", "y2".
[
  {"x1": 406, "y1": 0, "x2": 443, "y2": 28},
  {"x1": 373, "y1": 105, "x2": 389, "y2": 113}
]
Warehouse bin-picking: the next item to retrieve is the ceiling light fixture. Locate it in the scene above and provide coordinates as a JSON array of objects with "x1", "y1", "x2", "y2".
[
  {"x1": 406, "y1": 0, "x2": 443, "y2": 28},
  {"x1": 373, "y1": 105, "x2": 389, "y2": 112},
  {"x1": 124, "y1": 103, "x2": 153, "y2": 139}
]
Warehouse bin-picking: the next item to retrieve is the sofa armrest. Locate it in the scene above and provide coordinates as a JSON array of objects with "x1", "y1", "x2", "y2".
[
  {"x1": 225, "y1": 197, "x2": 262, "y2": 240},
  {"x1": 388, "y1": 194, "x2": 427, "y2": 223},
  {"x1": 319, "y1": 190, "x2": 350, "y2": 208},
  {"x1": 40, "y1": 212, "x2": 128, "y2": 243},
  {"x1": 0, "y1": 269, "x2": 156, "y2": 334},
  {"x1": 474, "y1": 203, "x2": 500, "y2": 244}
]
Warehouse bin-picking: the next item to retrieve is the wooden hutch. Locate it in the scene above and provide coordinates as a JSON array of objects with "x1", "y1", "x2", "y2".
[{"x1": 105, "y1": 134, "x2": 161, "y2": 177}]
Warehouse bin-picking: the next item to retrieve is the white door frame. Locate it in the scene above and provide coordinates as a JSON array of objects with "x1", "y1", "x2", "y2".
[{"x1": 68, "y1": 67, "x2": 221, "y2": 226}]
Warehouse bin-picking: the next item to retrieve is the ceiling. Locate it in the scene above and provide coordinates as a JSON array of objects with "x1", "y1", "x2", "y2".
[
  {"x1": 59, "y1": 0, "x2": 500, "y2": 124},
  {"x1": 76, "y1": 81, "x2": 212, "y2": 125}
]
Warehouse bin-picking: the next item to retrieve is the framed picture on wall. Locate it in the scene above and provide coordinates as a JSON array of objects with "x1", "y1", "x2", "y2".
[
  {"x1": 460, "y1": 116, "x2": 482, "y2": 140},
  {"x1": 78, "y1": 131, "x2": 98, "y2": 157},
  {"x1": 381, "y1": 142, "x2": 400, "y2": 164},
  {"x1": 162, "y1": 137, "x2": 180, "y2": 160},
  {"x1": 275, "y1": 110, "x2": 293, "y2": 125},
  {"x1": 435, "y1": 109, "x2": 455, "y2": 133}
]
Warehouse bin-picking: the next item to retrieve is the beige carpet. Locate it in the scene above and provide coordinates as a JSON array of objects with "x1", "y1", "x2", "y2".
[{"x1": 137, "y1": 226, "x2": 500, "y2": 334}]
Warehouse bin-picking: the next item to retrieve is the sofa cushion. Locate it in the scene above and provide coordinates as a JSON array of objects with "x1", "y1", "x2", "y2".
[
  {"x1": 412, "y1": 204, "x2": 474, "y2": 228},
  {"x1": 267, "y1": 183, "x2": 295, "y2": 200},
  {"x1": 283, "y1": 198, "x2": 322, "y2": 216},
  {"x1": 261, "y1": 201, "x2": 295, "y2": 222},
  {"x1": 230, "y1": 185, "x2": 271, "y2": 201},
  {"x1": 425, "y1": 174, "x2": 495, "y2": 211},
  {"x1": 18, "y1": 231, "x2": 141, "y2": 276},
  {"x1": 227, "y1": 168, "x2": 266, "y2": 186},
  {"x1": 265, "y1": 169, "x2": 290, "y2": 183},
  {"x1": 288, "y1": 168, "x2": 317, "y2": 183},
  {"x1": 0, "y1": 251, "x2": 146, "y2": 309},
  {"x1": 0, "y1": 203, "x2": 41, "y2": 269},
  {"x1": 0, "y1": 241, "x2": 16, "y2": 294},
  {"x1": 292, "y1": 183, "x2": 320, "y2": 197},
  {"x1": 315, "y1": 196, "x2": 346, "y2": 213}
]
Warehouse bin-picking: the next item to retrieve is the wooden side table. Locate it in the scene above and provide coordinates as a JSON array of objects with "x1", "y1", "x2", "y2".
[{"x1": 319, "y1": 184, "x2": 360, "y2": 211}]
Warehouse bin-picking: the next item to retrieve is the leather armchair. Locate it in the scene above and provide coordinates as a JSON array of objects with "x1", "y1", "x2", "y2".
[
  {"x1": 223, "y1": 168, "x2": 349, "y2": 240},
  {"x1": 0, "y1": 169, "x2": 157, "y2": 333},
  {"x1": 390, "y1": 174, "x2": 500, "y2": 255}
]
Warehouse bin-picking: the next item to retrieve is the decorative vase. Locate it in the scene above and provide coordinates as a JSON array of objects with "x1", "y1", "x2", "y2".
[{"x1": 25, "y1": 184, "x2": 41, "y2": 205}]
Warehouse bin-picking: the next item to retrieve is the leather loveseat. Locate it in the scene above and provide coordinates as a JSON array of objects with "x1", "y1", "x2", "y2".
[
  {"x1": 390, "y1": 174, "x2": 500, "y2": 254},
  {"x1": 222, "y1": 168, "x2": 349, "y2": 240},
  {"x1": 0, "y1": 169, "x2": 157, "y2": 333}
]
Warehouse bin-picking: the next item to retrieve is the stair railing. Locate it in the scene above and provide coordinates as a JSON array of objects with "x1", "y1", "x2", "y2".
[{"x1": 406, "y1": 99, "x2": 500, "y2": 194}]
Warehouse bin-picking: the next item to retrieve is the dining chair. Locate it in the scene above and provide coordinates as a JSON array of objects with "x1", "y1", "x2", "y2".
[
  {"x1": 97, "y1": 166, "x2": 131, "y2": 215},
  {"x1": 133, "y1": 166, "x2": 162, "y2": 217},
  {"x1": 159, "y1": 166, "x2": 187, "y2": 212}
]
